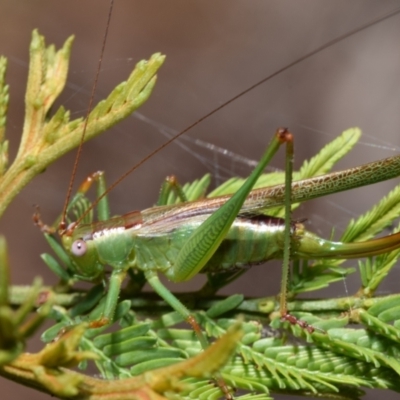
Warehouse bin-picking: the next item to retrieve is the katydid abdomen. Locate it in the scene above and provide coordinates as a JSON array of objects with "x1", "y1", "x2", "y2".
[{"x1": 132, "y1": 215, "x2": 289, "y2": 279}]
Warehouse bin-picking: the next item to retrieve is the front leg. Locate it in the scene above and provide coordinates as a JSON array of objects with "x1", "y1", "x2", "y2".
[{"x1": 90, "y1": 269, "x2": 127, "y2": 328}]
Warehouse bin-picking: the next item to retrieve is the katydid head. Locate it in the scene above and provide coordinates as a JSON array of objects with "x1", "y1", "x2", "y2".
[
  {"x1": 61, "y1": 231, "x2": 104, "y2": 281},
  {"x1": 61, "y1": 211, "x2": 142, "y2": 279}
]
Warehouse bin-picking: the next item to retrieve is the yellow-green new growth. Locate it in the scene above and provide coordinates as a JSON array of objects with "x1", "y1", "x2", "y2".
[{"x1": 0, "y1": 29, "x2": 164, "y2": 218}]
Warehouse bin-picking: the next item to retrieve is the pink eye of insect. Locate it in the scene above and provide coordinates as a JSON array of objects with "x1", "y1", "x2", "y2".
[{"x1": 71, "y1": 239, "x2": 87, "y2": 257}]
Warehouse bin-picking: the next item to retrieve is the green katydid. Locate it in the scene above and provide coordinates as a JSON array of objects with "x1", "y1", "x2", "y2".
[{"x1": 33, "y1": 0, "x2": 400, "y2": 375}]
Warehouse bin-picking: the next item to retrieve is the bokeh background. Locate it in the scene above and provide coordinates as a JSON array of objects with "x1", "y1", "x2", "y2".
[{"x1": 1, "y1": 1, "x2": 400, "y2": 399}]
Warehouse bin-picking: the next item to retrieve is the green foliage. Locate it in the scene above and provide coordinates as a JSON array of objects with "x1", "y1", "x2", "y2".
[{"x1": 1, "y1": 30, "x2": 400, "y2": 400}]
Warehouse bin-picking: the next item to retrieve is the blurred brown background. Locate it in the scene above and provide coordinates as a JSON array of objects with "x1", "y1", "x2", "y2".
[{"x1": 1, "y1": 1, "x2": 400, "y2": 399}]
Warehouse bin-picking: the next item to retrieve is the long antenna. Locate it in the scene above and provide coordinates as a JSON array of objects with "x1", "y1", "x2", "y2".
[{"x1": 60, "y1": 0, "x2": 115, "y2": 231}]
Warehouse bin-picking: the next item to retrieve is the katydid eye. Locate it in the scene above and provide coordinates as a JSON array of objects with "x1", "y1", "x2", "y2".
[{"x1": 71, "y1": 239, "x2": 87, "y2": 257}]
